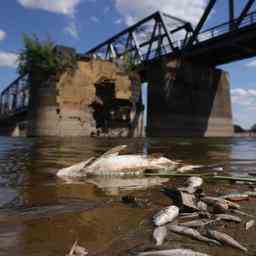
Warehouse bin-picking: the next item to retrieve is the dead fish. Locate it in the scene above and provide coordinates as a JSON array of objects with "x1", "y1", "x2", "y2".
[
  {"x1": 212, "y1": 201, "x2": 229, "y2": 213},
  {"x1": 245, "y1": 191, "x2": 256, "y2": 197},
  {"x1": 207, "y1": 229, "x2": 248, "y2": 252},
  {"x1": 167, "y1": 225, "x2": 220, "y2": 245},
  {"x1": 245, "y1": 220, "x2": 255, "y2": 231},
  {"x1": 187, "y1": 177, "x2": 203, "y2": 188},
  {"x1": 179, "y1": 212, "x2": 200, "y2": 219},
  {"x1": 202, "y1": 196, "x2": 240, "y2": 209},
  {"x1": 215, "y1": 214, "x2": 241, "y2": 223},
  {"x1": 221, "y1": 193, "x2": 249, "y2": 202},
  {"x1": 180, "y1": 219, "x2": 215, "y2": 228},
  {"x1": 197, "y1": 201, "x2": 208, "y2": 211},
  {"x1": 57, "y1": 145, "x2": 178, "y2": 177},
  {"x1": 178, "y1": 186, "x2": 197, "y2": 194},
  {"x1": 179, "y1": 211, "x2": 211, "y2": 219},
  {"x1": 67, "y1": 241, "x2": 88, "y2": 256},
  {"x1": 153, "y1": 226, "x2": 168, "y2": 246},
  {"x1": 136, "y1": 249, "x2": 211, "y2": 256},
  {"x1": 231, "y1": 209, "x2": 254, "y2": 218},
  {"x1": 153, "y1": 206, "x2": 179, "y2": 226},
  {"x1": 161, "y1": 188, "x2": 199, "y2": 211},
  {"x1": 177, "y1": 165, "x2": 203, "y2": 173}
]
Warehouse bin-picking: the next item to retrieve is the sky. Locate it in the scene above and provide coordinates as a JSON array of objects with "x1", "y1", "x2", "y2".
[{"x1": 0, "y1": 0, "x2": 256, "y2": 129}]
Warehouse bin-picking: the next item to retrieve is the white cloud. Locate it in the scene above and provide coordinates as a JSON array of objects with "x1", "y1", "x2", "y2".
[
  {"x1": 231, "y1": 88, "x2": 256, "y2": 106},
  {"x1": 17, "y1": 0, "x2": 82, "y2": 16},
  {"x1": 104, "y1": 6, "x2": 110, "y2": 14},
  {"x1": 90, "y1": 16, "x2": 99, "y2": 23},
  {"x1": 231, "y1": 88, "x2": 256, "y2": 128},
  {"x1": 64, "y1": 21, "x2": 79, "y2": 39},
  {"x1": 0, "y1": 30, "x2": 6, "y2": 41},
  {"x1": 114, "y1": 0, "x2": 207, "y2": 26},
  {"x1": 0, "y1": 52, "x2": 18, "y2": 68},
  {"x1": 114, "y1": 18, "x2": 122, "y2": 25},
  {"x1": 245, "y1": 60, "x2": 256, "y2": 67}
]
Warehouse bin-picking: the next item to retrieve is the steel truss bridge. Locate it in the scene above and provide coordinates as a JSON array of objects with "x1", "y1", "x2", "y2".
[
  {"x1": 85, "y1": 0, "x2": 256, "y2": 65},
  {"x1": 1, "y1": 0, "x2": 256, "y2": 118}
]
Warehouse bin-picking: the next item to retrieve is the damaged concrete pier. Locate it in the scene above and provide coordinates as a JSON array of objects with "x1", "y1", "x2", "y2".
[{"x1": 27, "y1": 58, "x2": 144, "y2": 137}]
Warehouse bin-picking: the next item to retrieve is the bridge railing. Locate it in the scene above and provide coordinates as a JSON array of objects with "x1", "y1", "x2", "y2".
[
  {"x1": 0, "y1": 75, "x2": 30, "y2": 118},
  {"x1": 144, "y1": 10, "x2": 256, "y2": 60},
  {"x1": 198, "y1": 11, "x2": 256, "y2": 42}
]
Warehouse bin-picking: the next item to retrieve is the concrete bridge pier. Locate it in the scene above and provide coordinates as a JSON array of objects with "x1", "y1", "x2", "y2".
[{"x1": 144, "y1": 58, "x2": 234, "y2": 137}]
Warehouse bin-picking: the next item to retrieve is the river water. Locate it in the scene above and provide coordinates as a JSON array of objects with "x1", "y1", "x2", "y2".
[{"x1": 0, "y1": 136, "x2": 256, "y2": 256}]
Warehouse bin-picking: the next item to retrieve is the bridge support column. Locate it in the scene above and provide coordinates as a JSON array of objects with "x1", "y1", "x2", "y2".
[
  {"x1": 27, "y1": 81, "x2": 59, "y2": 137},
  {"x1": 145, "y1": 58, "x2": 234, "y2": 137}
]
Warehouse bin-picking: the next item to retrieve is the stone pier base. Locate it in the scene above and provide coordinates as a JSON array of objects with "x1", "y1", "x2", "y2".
[{"x1": 145, "y1": 58, "x2": 234, "y2": 137}]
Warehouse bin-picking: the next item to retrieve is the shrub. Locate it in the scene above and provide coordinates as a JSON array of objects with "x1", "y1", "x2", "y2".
[{"x1": 18, "y1": 34, "x2": 77, "y2": 81}]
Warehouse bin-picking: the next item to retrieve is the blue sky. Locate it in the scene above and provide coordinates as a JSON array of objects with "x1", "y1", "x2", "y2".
[{"x1": 0, "y1": 0, "x2": 256, "y2": 129}]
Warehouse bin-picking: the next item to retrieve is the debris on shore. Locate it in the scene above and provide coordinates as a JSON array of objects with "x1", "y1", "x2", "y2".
[
  {"x1": 57, "y1": 145, "x2": 256, "y2": 255},
  {"x1": 135, "y1": 174, "x2": 256, "y2": 255}
]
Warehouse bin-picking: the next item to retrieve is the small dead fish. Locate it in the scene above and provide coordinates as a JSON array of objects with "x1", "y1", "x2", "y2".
[
  {"x1": 180, "y1": 219, "x2": 215, "y2": 228},
  {"x1": 179, "y1": 212, "x2": 200, "y2": 219},
  {"x1": 136, "y1": 249, "x2": 211, "y2": 256},
  {"x1": 202, "y1": 197, "x2": 240, "y2": 209},
  {"x1": 215, "y1": 214, "x2": 241, "y2": 223},
  {"x1": 207, "y1": 229, "x2": 248, "y2": 252},
  {"x1": 231, "y1": 209, "x2": 254, "y2": 218},
  {"x1": 167, "y1": 225, "x2": 220, "y2": 245},
  {"x1": 245, "y1": 220, "x2": 255, "y2": 231},
  {"x1": 197, "y1": 201, "x2": 208, "y2": 211},
  {"x1": 153, "y1": 206, "x2": 179, "y2": 226},
  {"x1": 177, "y1": 165, "x2": 203, "y2": 173},
  {"x1": 245, "y1": 191, "x2": 256, "y2": 197},
  {"x1": 212, "y1": 201, "x2": 229, "y2": 213},
  {"x1": 221, "y1": 193, "x2": 249, "y2": 202},
  {"x1": 187, "y1": 177, "x2": 203, "y2": 188},
  {"x1": 178, "y1": 186, "x2": 197, "y2": 194},
  {"x1": 153, "y1": 226, "x2": 168, "y2": 246},
  {"x1": 67, "y1": 241, "x2": 88, "y2": 256}
]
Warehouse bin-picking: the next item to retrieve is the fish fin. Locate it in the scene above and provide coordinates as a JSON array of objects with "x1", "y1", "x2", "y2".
[
  {"x1": 68, "y1": 241, "x2": 78, "y2": 255},
  {"x1": 57, "y1": 157, "x2": 95, "y2": 177},
  {"x1": 100, "y1": 145, "x2": 128, "y2": 158},
  {"x1": 82, "y1": 157, "x2": 96, "y2": 168}
]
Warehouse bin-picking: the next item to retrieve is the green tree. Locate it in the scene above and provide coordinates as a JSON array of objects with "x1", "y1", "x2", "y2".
[{"x1": 18, "y1": 34, "x2": 77, "y2": 82}]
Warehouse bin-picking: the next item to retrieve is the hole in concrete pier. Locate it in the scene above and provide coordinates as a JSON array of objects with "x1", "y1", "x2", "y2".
[{"x1": 90, "y1": 79, "x2": 132, "y2": 134}]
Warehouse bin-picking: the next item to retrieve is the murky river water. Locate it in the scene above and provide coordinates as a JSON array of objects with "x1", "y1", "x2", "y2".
[{"x1": 0, "y1": 136, "x2": 256, "y2": 256}]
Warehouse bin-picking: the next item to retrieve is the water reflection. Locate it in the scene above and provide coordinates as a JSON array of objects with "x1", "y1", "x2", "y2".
[{"x1": 85, "y1": 176, "x2": 169, "y2": 195}]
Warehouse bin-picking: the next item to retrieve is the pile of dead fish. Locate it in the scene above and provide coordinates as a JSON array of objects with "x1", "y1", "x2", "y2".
[{"x1": 137, "y1": 176, "x2": 256, "y2": 256}]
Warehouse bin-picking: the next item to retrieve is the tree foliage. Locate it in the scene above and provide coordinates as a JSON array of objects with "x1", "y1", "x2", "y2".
[
  {"x1": 122, "y1": 52, "x2": 137, "y2": 74},
  {"x1": 18, "y1": 34, "x2": 77, "y2": 80}
]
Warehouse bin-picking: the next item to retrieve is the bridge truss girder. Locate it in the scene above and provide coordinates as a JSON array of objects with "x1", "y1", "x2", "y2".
[
  {"x1": 187, "y1": 0, "x2": 256, "y2": 48},
  {"x1": 85, "y1": 11, "x2": 193, "y2": 63}
]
